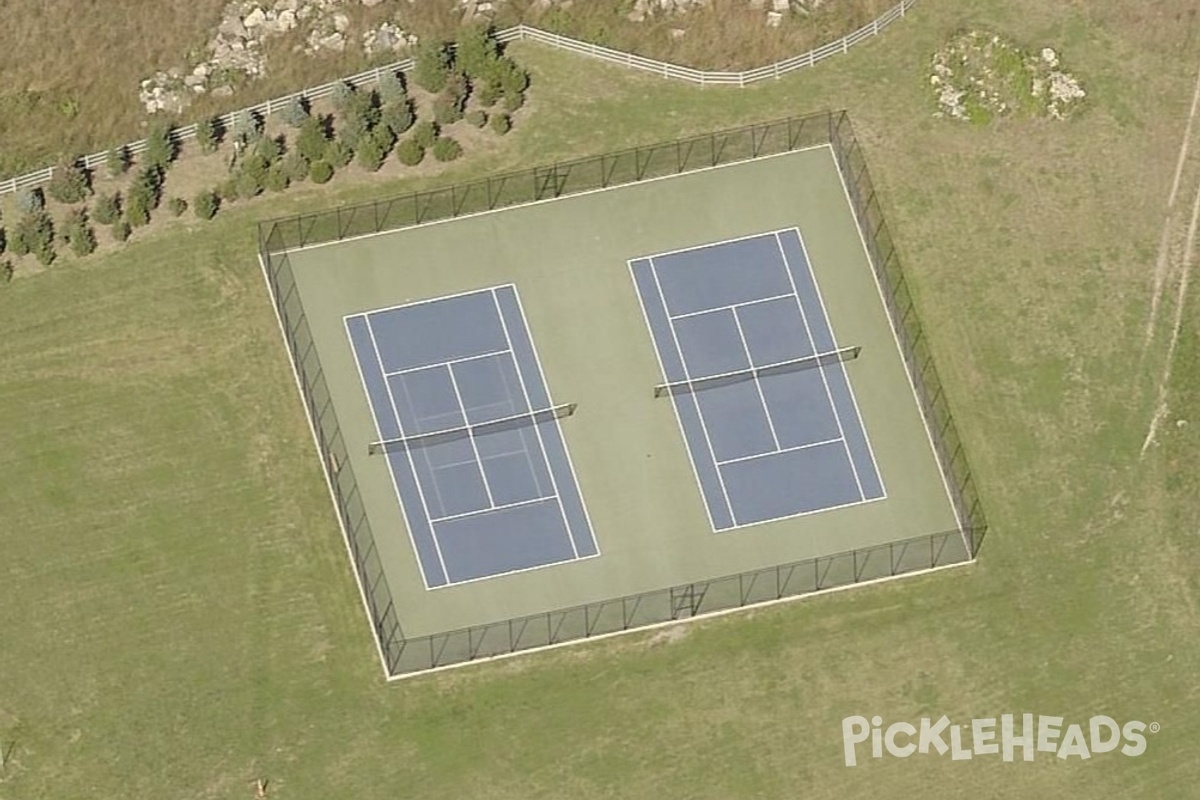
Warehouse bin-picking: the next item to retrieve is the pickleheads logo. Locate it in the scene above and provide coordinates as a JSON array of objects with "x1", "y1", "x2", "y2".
[{"x1": 841, "y1": 714, "x2": 1159, "y2": 766}]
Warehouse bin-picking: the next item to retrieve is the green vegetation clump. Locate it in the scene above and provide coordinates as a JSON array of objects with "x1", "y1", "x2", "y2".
[
  {"x1": 395, "y1": 138, "x2": 425, "y2": 166},
  {"x1": 48, "y1": 158, "x2": 91, "y2": 204},
  {"x1": 12, "y1": 210, "x2": 55, "y2": 265},
  {"x1": 142, "y1": 122, "x2": 177, "y2": 172},
  {"x1": 432, "y1": 137, "x2": 463, "y2": 163},
  {"x1": 412, "y1": 120, "x2": 438, "y2": 149},
  {"x1": 412, "y1": 40, "x2": 452, "y2": 93},
  {"x1": 296, "y1": 117, "x2": 330, "y2": 163},
  {"x1": 167, "y1": 197, "x2": 188, "y2": 217},
  {"x1": 490, "y1": 113, "x2": 512, "y2": 135},
  {"x1": 62, "y1": 209, "x2": 96, "y2": 257},
  {"x1": 110, "y1": 218, "x2": 131, "y2": 242},
  {"x1": 92, "y1": 192, "x2": 121, "y2": 225},
  {"x1": 466, "y1": 109, "x2": 488, "y2": 128},
  {"x1": 196, "y1": 117, "x2": 221, "y2": 153},
  {"x1": 309, "y1": 159, "x2": 334, "y2": 184},
  {"x1": 193, "y1": 190, "x2": 219, "y2": 220},
  {"x1": 105, "y1": 145, "x2": 129, "y2": 177}
]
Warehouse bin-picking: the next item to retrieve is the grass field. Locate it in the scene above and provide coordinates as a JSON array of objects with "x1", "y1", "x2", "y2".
[{"x1": 2, "y1": 0, "x2": 1199, "y2": 797}]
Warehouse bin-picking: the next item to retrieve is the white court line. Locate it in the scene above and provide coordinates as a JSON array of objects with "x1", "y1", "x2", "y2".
[
  {"x1": 824, "y1": 147, "x2": 970, "y2": 556},
  {"x1": 359, "y1": 317, "x2": 448, "y2": 590},
  {"x1": 279, "y1": 145, "x2": 833, "y2": 257},
  {"x1": 774, "y1": 232, "x2": 866, "y2": 502},
  {"x1": 634, "y1": 227, "x2": 798, "y2": 263},
  {"x1": 395, "y1": 370, "x2": 462, "y2": 527},
  {"x1": 341, "y1": 284, "x2": 502, "y2": 321},
  {"x1": 489, "y1": 353, "x2": 556, "y2": 503},
  {"x1": 490, "y1": 288, "x2": 578, "y2": 559},
  {"x1": 430, "y1": 494, "x2": 558, "y2": 524},
  {"x1": 730, "y1": 305, "x2": 781, "y2": 452},
  {"x1": 507, "y1": 286, "x2": 603, "y2": 557},
  {"x1": 715, "y1": 437, "x2": 843, "y2": 467},
  {"x1": 649, "y1": 256, "x2": 740, "y2": 527},
  {"x1": 667, "y1": 292, "x2": 796, "y2": 321},
  {"x1": 445, "y1": 363, "x2": 498, "y2": 508},
  {"x1": 627, "y1": 259, "x2": 721, "y2": 533},
  {"x1": 788, "y1": 227, "x2": 887, "y2": 500},
  {"x1": 382, "y1": 348, "x2": 510, "y2": 377}
]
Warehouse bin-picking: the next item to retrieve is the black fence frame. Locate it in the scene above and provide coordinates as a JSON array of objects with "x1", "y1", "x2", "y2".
[{"x1": 258, "y1": 109, "x2": 988, "y2": 678}]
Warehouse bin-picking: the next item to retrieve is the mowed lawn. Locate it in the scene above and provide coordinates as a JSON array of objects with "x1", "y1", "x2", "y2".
[{"x1": 2, "y1": 0, "x2": 1200, "y2": 798}]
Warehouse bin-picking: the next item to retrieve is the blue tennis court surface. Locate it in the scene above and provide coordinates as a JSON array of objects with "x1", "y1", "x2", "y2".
[
  {"x1": 345, "y1": 286, "x2": 597, "y2": 588},
  {"x1": 630, "y1": 228, "x2": 885, "y2": 530}
]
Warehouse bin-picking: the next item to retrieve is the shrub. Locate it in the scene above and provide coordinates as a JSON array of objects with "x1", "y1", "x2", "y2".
[
  {"x1": 167, "y1": 197, "x2": 188, "y2": 217},
  {"x1": 196, "y1": 116, "x2": 221, "y2": 153},
  {"x1": 296, "y1": 116, "x2": 330, "y2": 163},
  {"x1": 490, "y1": 113, "x2": 512, "y2": 135},
  {"x1": 48, "y1": 158, "x2": 91, "y2": 204},
  {"x1": 377, "y1": 70, "x2": 407, "y2": 106},
  {"x1": 216, "y1": 178, "x2": 239, "y2": 204},
  {"x1": 111, "y1": 219, "x2": 132, "y2": 242},
  {"x1": 503, "y1": 90, "x2": 525, "y2": 113},
  {"x1": 92, "y1": 192, "x2": 121, "y2": 225},
  {"x1": 395, "y1": 138, "x2": 425, "y2": 166},
  {"x1": 236, "y1": 153, "x2": 271, "y2": 187},
  {"x1": 356, "y1": 132, "x2": 388, "y2": 172},
  {"x1": 0, "y1": 227, "x2": 5, "y2": 255},
  {"x1": 432, "y1": 137, "x2": 463, "y2": 162},
  {"x1": 325, "y1": 138, "x2": 354, "y2": 169},
  {"x1": 489, "y1": 57, "x2": 530, "y2": 97},
  {"x1": 466, "y1": 109, "x2": 488, "y2": 128},
  {"x1": 380, "y1": 101, "x2": 415, "y2": 138},
  {"x1": 15, "y1": 211, "x2": 55, "y2": 265},
  {"x1": 106, "y1": 145, "x2": 130, "y2": 177},
  {"x1": 230, "y1": 109, "x2": 262, "y2": 149},
  {"x1": 281, "y1": 152, "x2": 309, "y2": 183},
  {"x1": 125, "y1": 191, "x2": 151, "y2": 227},
  {"x1": 1, "y1": 260, "x2": 12, "y2": 283},
  {"x1": 63, "y1": 210, "x2": 96, "y2": 257},
  {"x1": 433, "y1": 91, "x2": 465, "y2": 125},
  {"x1": 330, "y1": 80, "x2": 355, "y2": 112},
  {"x1": 127, "y1": 166, "x2": 163, "y2": 215},
  {"x1": 263, "y1": 165, "x2": 290, "y2": 193},
  {"x1": 255, "y1": 135, "x2": 283, "y2": 166},
  {"x1": 277, "y1": 95, "x2": 309, "y2": 128},
  {"x1": 309, "y1": 159, "x2": 334, "y2": 184},
  {"x1": 143, "y1": 122, "x2": 177, "y2": 172},
  {"x1": 412, "y1": 40, "x2": 451, "y2": 93},
  {"x1": 475, "y1": 81, "x2": 500, "y2": 107},
  {"x1": 454, "y1": 24, "x2": 499, "y2": 80},
  {"x1": 16, "y1": 187, "x2": 44, "y2": 214},
  {"x1": 235, "y1": 170, "x2": 264, "y2": 200},
  {"x1": 412, "y1": 120, "x2": 438, "y2": 149},
  {"x1": 193, "y1": 189, "x2": 219, "y2": 220}
]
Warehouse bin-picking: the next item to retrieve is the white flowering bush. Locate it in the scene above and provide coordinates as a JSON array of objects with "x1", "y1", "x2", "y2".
[{"x1": 930, "y1": 31, "x2": 1086, "y2": 123}]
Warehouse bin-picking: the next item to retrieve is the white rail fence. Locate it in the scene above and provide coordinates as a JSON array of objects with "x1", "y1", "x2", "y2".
[{"x1": 0, "y1": 0, "x2": 916, "y2": 196}]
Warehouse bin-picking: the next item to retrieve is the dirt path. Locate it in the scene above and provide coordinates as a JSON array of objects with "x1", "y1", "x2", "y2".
[{"x1": 1139, "y1": 61, "x2": 1200, "y2": 456}]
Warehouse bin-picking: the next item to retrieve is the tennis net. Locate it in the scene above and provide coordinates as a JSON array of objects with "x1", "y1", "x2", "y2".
[
  {"x1": 367, "y1": 403, "x2": 576, "y2": 455},
  {"x1": 653, "y1": 346, "x2": 860, "y2": 398}
]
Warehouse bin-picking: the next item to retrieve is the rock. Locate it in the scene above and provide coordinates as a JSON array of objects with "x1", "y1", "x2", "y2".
[
  {"x1": 243, "y1": 6, "x2": 267, "y2": 27},
  {"x1": 332, "y1": 12, "x2": 350, "y2": 32},
  {"x1": 771, "y1": 0, "x2": 788, "y2": 11},
  {"x1": 318, "y1": 31, "x2": 346, "y2": 51},
  {"x1": 212, "y1": 85, "x2": 235, "y2": 98},
  {"x1": 277, "y1": 8, "x2": 296, "y2": 30},
  {"x1": 668, "y1": 27, "x2": 685, "y2": 39},
  {"x1": 766, "y1": 10, "x2": 782, "y2": 25},
  {"x1": 362, "y1": 0, "x2": 385, "y2": 5}
]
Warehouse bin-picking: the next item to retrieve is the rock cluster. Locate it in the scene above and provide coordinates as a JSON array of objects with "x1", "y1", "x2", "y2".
[{"x1": 140, "y1": 0, "x2": 416, "y2": 114}]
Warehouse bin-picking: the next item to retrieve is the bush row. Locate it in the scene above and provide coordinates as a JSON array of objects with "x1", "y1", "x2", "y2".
[{"x1": 1, "y1": 24, "x2": 526, "y2": 275}]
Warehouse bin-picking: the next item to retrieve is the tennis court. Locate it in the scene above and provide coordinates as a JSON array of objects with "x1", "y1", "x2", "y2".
[
  {"x1": 344, "y1": 285, "x2": 597, "y2": 588},
  {"x1": 263, "y1": 121, "x2": 980, "y2": 676},
  {"x1": 630, "y1": 228, "x2": 885, "y2": 530}
]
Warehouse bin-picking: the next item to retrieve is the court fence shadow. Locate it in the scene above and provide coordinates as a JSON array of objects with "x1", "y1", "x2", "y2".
[{"x1": 258, "y1": 109, "x2": 988, "y2": 679}]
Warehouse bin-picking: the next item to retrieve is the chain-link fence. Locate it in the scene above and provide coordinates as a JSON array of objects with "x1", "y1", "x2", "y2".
[{"x1": 258, "y1": 109, "x2": 987, "y2": 678}]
